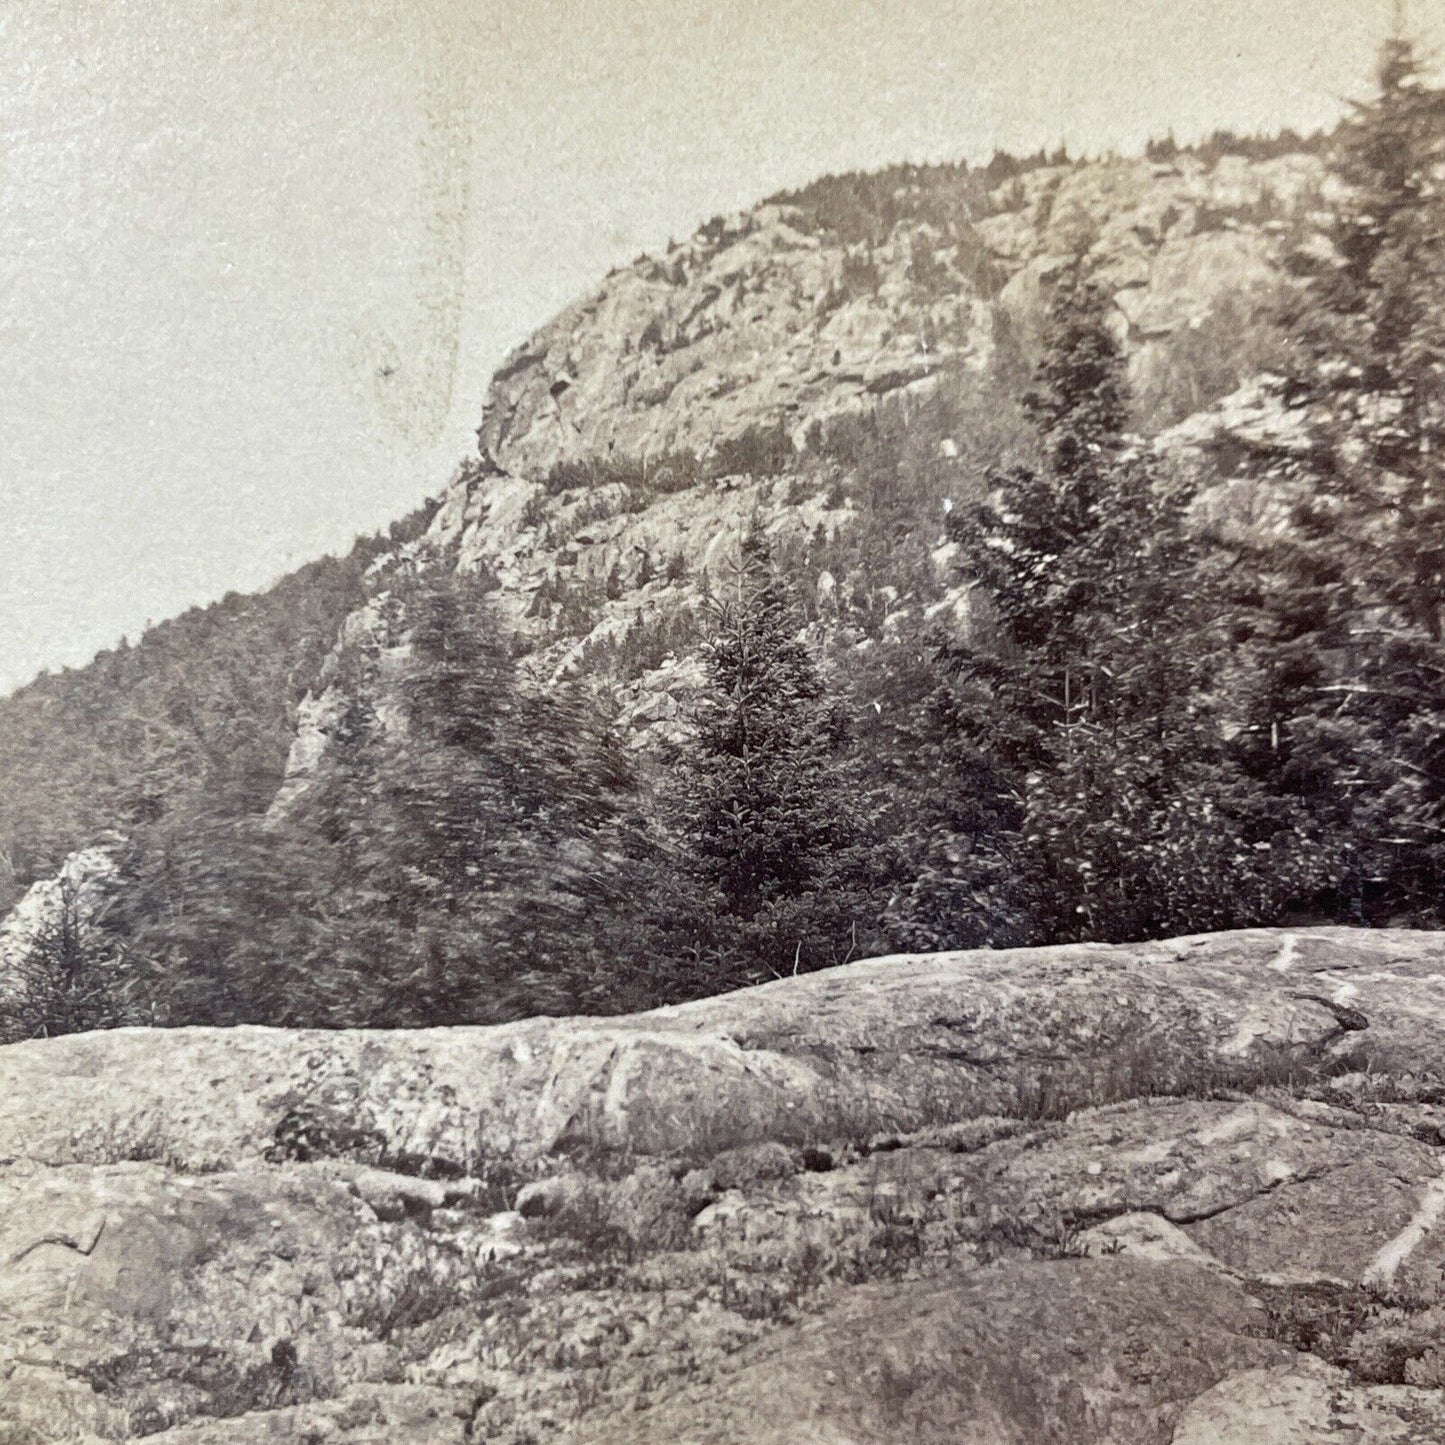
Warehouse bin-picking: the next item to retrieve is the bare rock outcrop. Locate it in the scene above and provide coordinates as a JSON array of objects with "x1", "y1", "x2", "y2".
[
  {"x1": 249, "y1": 148, "x2": 1332, "y2": 804},
  {"x1": 478, "y1": 154, "x2": 1330, "y2": 482},
  {"x1": 0, "y1": 843, "x2": 122, "y2": 1038},
  {"x1": 4, "y1": 927, "x2": 1445, "y2": 1441}
]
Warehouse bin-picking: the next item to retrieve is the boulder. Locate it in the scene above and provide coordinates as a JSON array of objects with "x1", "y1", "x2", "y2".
[{"x1": 1171, "y1": 1359, "x2": 1445, "y2": 1444}]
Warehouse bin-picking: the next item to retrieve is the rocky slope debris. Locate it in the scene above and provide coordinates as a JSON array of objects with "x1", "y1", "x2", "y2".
[{"x1": 4, "y1": 927, "x2": 1445, "y2": 1442}]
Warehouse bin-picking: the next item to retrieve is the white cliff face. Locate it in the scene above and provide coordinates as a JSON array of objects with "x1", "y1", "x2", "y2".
[
  {"x1": 268, "y1": 588, "x2": 416, "y2": 818},
  {"x1": 475, "y1": 202, "x2": 995, "y2": 478},
  {"x1": 987, "y1": 152, "x2": 1334, "y2": 332},
  {"x1": 270, "y1": 685, "x2": 351, "y2": 816},
  {"x1": 475, "y1": 155, "x2": 1332, "y2": 485},
  {"x1": 0, "y1": 843, "x2": 121, "y2": 1011},
  {"x1": 250, "y1": 149, "x2": 1333, "y2": 809}
]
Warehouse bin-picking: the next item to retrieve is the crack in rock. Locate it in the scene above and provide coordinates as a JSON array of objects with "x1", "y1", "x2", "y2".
[
  {"x1": 5, "y1": 1214, "x2": 106, "y2": 1269},
  {"x1": 1166, "y1": 1163, "x2": 1349, "y2": 1226},
  {"x1": 1287, "y1": 993, "x2": 1370, "y2": 1034}
]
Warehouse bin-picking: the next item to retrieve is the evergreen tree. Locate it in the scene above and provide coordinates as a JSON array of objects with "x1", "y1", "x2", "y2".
[
  {"x1": 839, "y1": 626, "x2": 1021, "y2": 952},
  {"x1": 303, "y1": 569, "x2": 641, "y2": 1024},
  {"x1": 669, "y1": 535, "x2": 884, "y2": 983},
  {"x1": 0, "y1": 872, "x2": 136, "y2": 1042},
  {"x1": 1248, "y1": 30, "x2": 1445, "y2": 919},
  {"x1": 950, "y1": 279, "x2": 1321, "y2": 940},
  {"x1": 951, "y1": 280, "x2": 1152, "y2": 757}
]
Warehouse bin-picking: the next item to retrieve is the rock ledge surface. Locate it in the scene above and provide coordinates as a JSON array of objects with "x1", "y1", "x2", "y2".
[{"x1": 4, "y1": 927, "x2": 1445, "y2": 1443}]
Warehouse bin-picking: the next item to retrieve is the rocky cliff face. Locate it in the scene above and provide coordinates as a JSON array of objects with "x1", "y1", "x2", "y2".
[
  {"x1": 5, "y1": 927, "x2": 1445, "y2": 1443},
  {"x1": 269, "y1": 148, "x2": 1332, "y2": 805},
  {"x1": 477, "y1": 152, "x2": 1330, "y2": 474}
]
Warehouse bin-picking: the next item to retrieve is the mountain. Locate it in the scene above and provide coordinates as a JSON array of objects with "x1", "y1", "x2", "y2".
[
  {"x1": 5, "y1": 142, "x2": 1327, "y2": 841},
  {"x1": 0, "y1": 137, "x2": 1358, "y2": 1029},
  {"x1": 8, "y1": 59, "x2": 1445, "y2": 1444},
  {"x1": 277, "y1": 144, "x2": 1331, "y2": 799}
]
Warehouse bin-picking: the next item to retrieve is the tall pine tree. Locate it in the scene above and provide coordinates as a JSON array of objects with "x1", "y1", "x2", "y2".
[
  {"x1": 669, "y1": 534, "x2": 884, "y2": 984},
  {"x1": 1246, "y1": 28, "x2": 1445, "y2": 920},
  {"x1": 951, "y1": 279, "x2": 1320, "y2": 940}
]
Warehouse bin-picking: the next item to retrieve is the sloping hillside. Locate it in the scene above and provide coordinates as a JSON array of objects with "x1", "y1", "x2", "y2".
[
  {"x1": 1, "y1": 146, "x2": 1327, "y2": 880},
  {"x1": 11, "y1": 82, "x2": 1445, "y2": 1035},
  {"x1": 0, "y1": 509, "x2": 437, "y2": 911},
  {"x1": 4, "y1": 928, "x2": 1445, "y2": 1443},
  {"x1": 8, "y1": 127, "x2": 1433, "y2": 1040}
]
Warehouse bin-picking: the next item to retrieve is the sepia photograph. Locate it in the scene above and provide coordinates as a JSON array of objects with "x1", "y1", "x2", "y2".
[{"x1": 5, "y1": 1, "x2": 1445, "y2": 1439}]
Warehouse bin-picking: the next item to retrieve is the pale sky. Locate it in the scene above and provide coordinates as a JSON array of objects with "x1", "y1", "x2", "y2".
[{"x1": 1, "y1": 0, "x2": 1438, "y2": 693}]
